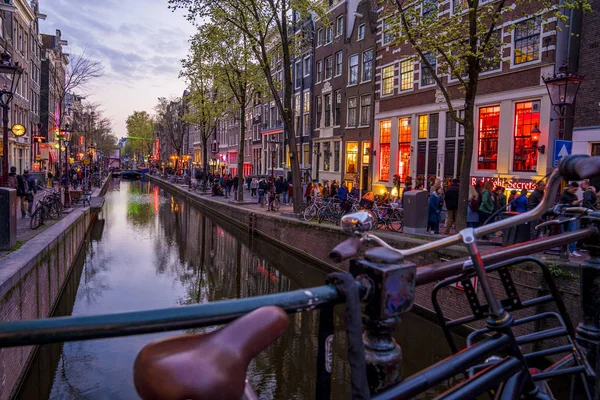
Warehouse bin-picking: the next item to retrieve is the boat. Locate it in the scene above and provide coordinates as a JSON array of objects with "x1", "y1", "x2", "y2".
[{"x1": 121, "y1": 170, "x2": 142, "y2": 180}]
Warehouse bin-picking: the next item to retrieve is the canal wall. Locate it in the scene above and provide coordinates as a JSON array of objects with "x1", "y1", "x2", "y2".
[
  {"x1": 0, "y1": 176, "x2": 111, "y2": 400},
  {"x1": 147, "y1": 176, "x2": 583, "y2": 349}
]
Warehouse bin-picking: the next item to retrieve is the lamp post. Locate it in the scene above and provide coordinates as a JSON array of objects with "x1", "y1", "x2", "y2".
[
  {"x1": 268, "y1": 138, "x2": 282, "y2": 179},
  {"x1": 543, "y1": 63, "x2": 583, "y2": 141},
  {"x1": 0, "y1": 52, "x2": 23, "y2": 186}
]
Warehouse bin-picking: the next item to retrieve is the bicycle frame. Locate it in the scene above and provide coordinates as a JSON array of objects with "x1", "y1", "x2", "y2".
[{"x1": 1, "y1": 160, "x2": 600, "y2": 399}]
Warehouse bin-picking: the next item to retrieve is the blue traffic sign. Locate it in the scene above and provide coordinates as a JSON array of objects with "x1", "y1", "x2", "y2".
[{"x1": 553, "y1": 139, "x2": 573, "y2": 167}]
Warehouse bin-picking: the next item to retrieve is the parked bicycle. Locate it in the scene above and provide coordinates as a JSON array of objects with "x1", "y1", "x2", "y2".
[
  {"x1": 3, "y1": 154, "x2": 600, "y2": 399},
  {"x1": 374, "y1": 204, "x2": 403, "y2": 232},
  {"x1": 30, "y1": 191, "x2": 63, "y2": 229}
]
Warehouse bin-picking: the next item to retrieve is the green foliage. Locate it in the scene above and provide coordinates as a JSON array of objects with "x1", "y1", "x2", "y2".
[
  {"x1": 126, "y1": 111, "x2": 156, "y2": 159},
  {"x1": 547, "y1": 263, "x2": 573, "y2": 278}
]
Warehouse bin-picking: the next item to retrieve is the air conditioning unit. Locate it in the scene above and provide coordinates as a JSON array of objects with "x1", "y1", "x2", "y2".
[{"x1": 0, "y1": 0, "x2": 16, "y2": 13}]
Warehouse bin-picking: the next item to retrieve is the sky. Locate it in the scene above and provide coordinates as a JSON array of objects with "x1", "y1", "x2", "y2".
[{"x1": 41, "y1": 0, "x2": 197, "y2": 138}]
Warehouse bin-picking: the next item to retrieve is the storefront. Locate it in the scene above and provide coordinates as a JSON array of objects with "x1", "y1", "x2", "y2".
[{"x1": 373, "y1": 87, "x2": 552, "y2": 194}]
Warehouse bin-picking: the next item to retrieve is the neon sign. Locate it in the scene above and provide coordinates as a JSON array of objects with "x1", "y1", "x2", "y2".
[{"x1": 470, "y1": 176, "x2": 537, "y2": 191}]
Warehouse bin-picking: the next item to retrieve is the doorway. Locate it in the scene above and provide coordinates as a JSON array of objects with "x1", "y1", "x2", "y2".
[{"x1": 361, "y1": 166, "x2": 369, "y2": 192}]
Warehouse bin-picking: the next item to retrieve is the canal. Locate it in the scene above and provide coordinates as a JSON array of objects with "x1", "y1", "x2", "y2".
[{"x1": 18, "y1": 179, "x2": 461, "y2": 400}]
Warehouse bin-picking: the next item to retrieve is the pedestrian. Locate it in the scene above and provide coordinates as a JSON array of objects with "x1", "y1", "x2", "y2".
[
  {"x1": 305, "y1": 180, "x2": 313, "y2": 204},
  {"x1": 250, "y1": 178, "x2": 258, "y2": 197},
  {"x1": 24, "y1": 170, "x2": 36, "y2": 217},
  {"x1": 495, "y1": 187, "x2": 507, "y2": 214},
  {"x1": 527, "y1": 182, "x2": 545, "y2": 211},
  {"x1": 282, "y1": 179, "x2": 289, "y2": 203},
  {"x1": 478, "y1": 181, "x2": 495, "y2": 231},
  {"x1": 514, "y1": 189, "x2": 528, "y2": 213},
  {"x1": 288, "y1": 182, "x2": 294, "y2": 205},
  {"x1": 312, "y1": 182, "x2": 321, "y2": 199},
  {"x1": 507, "y1": 190, "x2": 518, "y2": 211},
  {"x1": 7, "y1": 166, "x2": 17, "y2": 189},
  {"x1": 337, "y1": 181, "x2": 350, "y2": 213},
  {"x1": 275, "y1": 176, "x2": 283, "y2": 200},
  {"x1": 258, "y1": 177, "x2": 266, "y2": 205},
  {"x1": 331, "y1": 180, "x2": 339, "y2": 197},
  {"x1": 581, "y1": 179, "x2": 597, "y2": 210},
  {"x1": 444, "y1": 179, "x2": 459, "y2": 234},
  {"x1": 16, "y1": 172, "x2": 28, "y2": 218},
  {"x1": 561, "y1": 182, "x2": 582, "y2": 257},
  {"x1": 428, "y1": 186, "x2": 443, "y2": 234},
  {"x1": 246, "y1": 176, "x2": 252, "y2": 192},
  {"x1": 467, "y1": 185, "x2": 480, "y2": 228}
]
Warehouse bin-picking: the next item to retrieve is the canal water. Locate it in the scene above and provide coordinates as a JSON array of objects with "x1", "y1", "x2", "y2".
[{"x1": 19, "y1": 179, "x2": 461, "y2": 400}]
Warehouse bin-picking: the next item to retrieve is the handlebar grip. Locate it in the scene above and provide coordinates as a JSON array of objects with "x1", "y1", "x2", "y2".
[
  {"x1": 559, "y1": 154, "x2": 600, "y2": 180},
  {"x1": 329, "y1": 237, "x2": 362, "y2": 263}
]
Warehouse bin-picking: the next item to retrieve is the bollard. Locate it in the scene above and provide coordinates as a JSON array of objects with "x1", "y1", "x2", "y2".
[
  {"x1": 0, "y1": 188, "x2": 16, "y2": 250},
  {"x1": 402, "y1": 190, "x2": 428, "y2": 234},
  {"x1": 350, "y1": 247, "x2": 416, "y2": 394}
]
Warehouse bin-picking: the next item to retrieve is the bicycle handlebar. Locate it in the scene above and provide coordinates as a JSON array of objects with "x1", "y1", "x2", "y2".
[
  {"x1": 330, "y1": 237, "x2": 363, "y2": 263},
  {"x1": 559, "y1": 154, "x2": 600, "y2": 180}
]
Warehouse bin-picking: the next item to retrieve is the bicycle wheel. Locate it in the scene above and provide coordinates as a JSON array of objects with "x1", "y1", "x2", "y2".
[
  {"x1": 318, "y1": 208, "x2": 328, "y2": 224},
  {"x1": 48, "y1": 201, "x2": 62, "y2": 219},
  {"x1": 30, "y1": 207, "x2": 43, "y2": 230},
  {"x1": 273, "y1": 199, "x2": 280, "y2": 212},
  {"x1": 295, "y1": 203, "x2": 307, "y2": 219},
  {"x1": 388, "y1": 211, "x2": 403, "y2": 232},
  {"x1": 303, "y1": 205, "x2": 316, "y2": 222}
]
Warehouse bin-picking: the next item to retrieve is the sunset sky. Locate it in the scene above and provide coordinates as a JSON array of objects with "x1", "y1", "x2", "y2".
[{"x1": 41, "y1": 0, "x2": 197, "y2": 138}]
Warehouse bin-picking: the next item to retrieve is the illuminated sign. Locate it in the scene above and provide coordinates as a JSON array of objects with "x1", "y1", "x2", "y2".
[{"x1": 470, "y1": 176, "x2": 538, "y2": 191}]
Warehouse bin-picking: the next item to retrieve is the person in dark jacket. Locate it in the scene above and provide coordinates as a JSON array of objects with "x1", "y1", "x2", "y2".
[
  {"x1": 495, "y1": 187, "x2": 507, "y2": 213},
  {"x1": 258, "y1": 178, "x2": 266, "y2": 205},
  {"x1": 561, "y1": 182, "x2": 582, "y2": 257},
  {"x1": 428, "y1": 187, "x2": 443, "y2": 234},
  {"x1": 24, "y1": 170, "x2": 36, "y2": 217},
  {"x1": 527, "y1": 182, "x2": 545, "y2": 211},
  {"x1": 16, "y1": 173, "x2": 28, "y2": 218},
  {"x1": 581, "y1": 179, "x2": 597, "y2": 210},
  {"x1": 275, "y1": 176, "x2": 283, "y2": 195},
  {"x1": 444, "y1": 179, "x2": 459, "y2": 234},
  {"x1": 513, "y1": 189, "x2": 528, "y2": 212},
  {"x1": 282, "y1": 179, "x2": 289, "y2": 203}
]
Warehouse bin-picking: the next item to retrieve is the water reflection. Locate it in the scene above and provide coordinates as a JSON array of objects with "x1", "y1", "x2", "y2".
[{"x1": 21, "y1": 180, "x2": 459, "y2": 399}]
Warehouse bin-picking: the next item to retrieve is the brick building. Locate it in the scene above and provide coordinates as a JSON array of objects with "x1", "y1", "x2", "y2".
[{"x1": 372, "y1": 5, "x2": 567, "y2": 194}]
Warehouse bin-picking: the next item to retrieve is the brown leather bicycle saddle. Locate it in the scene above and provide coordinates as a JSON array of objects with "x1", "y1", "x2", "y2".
[{"x1": 133, "y1": 306, "x2": 290, "y2": 400}]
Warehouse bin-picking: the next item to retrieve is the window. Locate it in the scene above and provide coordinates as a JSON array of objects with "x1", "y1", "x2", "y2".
[
  {"x1": 303, "y1": 91, "x2": 310, "y2": 113},
  {"x1": 324, "y1": 93, "x2": 331, "y2": 127},
  {"x1": 304, "y1": 114, "x2": 309, "y2": 136},
  {"x1": 400, "y1": 60, "x2": 413, "y2": 91},
  {"x1": 347, "y1": 97, "x2": 357, "y2": 127},
  {"x1": 418, "y1": 114, "x2": 428, "y2": 139},
  {"x1": 477, "y1": 106, "x2": 500, "y2": 170},
  {"x1": 303, "y1": 144, "x2": 310, "y2": 168},
  {"x1": 326, "y1": 26, "x2": 333, "y2": 44},
  {"x1": 295, "y1": 60, "x2": 302, "y2": 89},
  {"x1": 481, "y1": 30, "x2": 502, "y2": 72},
  {"x1": 317, "y1": 28, "x2": 324, "y2": 46},
  {"x1": 382, "y1": 18, "x2": 394, "y2": 45},
  {"x1": 452, "y1": 0, "x2": 467, "y2": 13},
  {"x1": 325, "y1": 56, "x2": 333, "y2": 80},
  {"x1": 360, "y1": 95, "x2": 371, "y2": 126},
  {"x1": 303, "y1": 56, "x2": 311, "y2": 77},
  {"x1": 358, "y1": 24, "x2": 365, "y2": 41},
  {"x1": 316, "y1": 96, "x2": 322, "y2": 128},
  {"x1": 335, "y1": 51, "x2": 343, "y2": 76},
  {"x1": 336, "y1": 16, "x2": 344, "y2": 37},
  {"x1": 334, "y1": 141, "x2": 340, "y2": 171},
  {"x1": 334, "y1": 90, "x2": 341, "y2": 126},
  {"x1": 294, "y1": 93, "x2": 301, "y2": 116},
  {"x1": 514, "y1": 18, "x2": 541, "y2": 65},
  {"x1": 398, "y1": 117, "x2": 411, "y2": 182},
  {"x1": 379, "y1": 120, "x2": 391, "y2": 181},
  {"x1": 420, "y1": 53, "x2": 436, "y2": 86},
  {"x1": 362, "y1": 141, "x2": 371, "y2": 165},
  {"x1": 362, "y1": 49, "x2": 373, "y2": 81},
  {"x1": 429, "y1": 113, "x2": 439, "y2": 138},
  {"x1": 324, "y1": 142, "x2": 331, "y2": 170},
  {"x1": 382, "y1": 65, "x2": 394, "y2": 95},
  {"x1": 346, "y1": 142, "x2": 358, "y2": 173},
  {"x1": 422, "y1": 0, "x2": 437, "y2": 19},
  {"x1": 513, "y1": 101, "x2": 540, "y2": 172},
  {"x1": 316, "y1": 60, "x2": 323, "y2": 82},
  {"x1": 445, "y1": 110, "x2": 464, "y2": 138},
  {"x1": 348, "y1": 54, "x2": 359, "y2": 85}
]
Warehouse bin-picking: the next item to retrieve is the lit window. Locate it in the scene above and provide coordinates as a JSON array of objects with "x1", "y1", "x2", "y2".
[
  {"x1": 348, "y1": 54, "x2": 359, "y2": 85},
  {"x1": 346, "y1": 142, "x2": 358, "y2": 173},
  {"x1": 347, "y1": 97, "x2": 357, "y2": 127},
  {"x1": 418, "y1": 114, "x2": 428, "y2": 139},
  {"x1": 379, "y1": 120, "x2": 391, "y2": 181},
  {"x1": 358, "y1": 24, "x2": 365, "y2": 41},
  {"x1": 303, "y1": 91, "x2": 310, "y2": 113},
  {"x1": 382, "y1": 65, "x2": 394, "y2": 95},
  {"x1": 398, "y1": 117, "x2": 411, "y2": 183},
  {"x1": 362, "y1": 49, "x2": 373, "y2": 81},
  {"x1": 513, "y1": 101, "x2": 540, "y2": 172},
  {"x1": 400, "y1": 60, "x2": 413, "y2": 91},
  {"x1": 303, "y1": 144, "x2": 310, "y2": 168},
  {"x1": 477, "y1": 106, "x2": 500, "y2": 170},
  {"x1": 514, "y1": 18, "x2": 541, "y2": 65},
  {"x1": 324, "y1": 142, "x2": 331, "y2": 170}
]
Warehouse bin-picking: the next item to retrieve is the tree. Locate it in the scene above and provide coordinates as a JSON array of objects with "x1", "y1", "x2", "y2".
[
  {"x1": 184, "y1": 22, "x2": 264, "y2": 201},
  {"x1": 126, "y1": 111, "x2": 156, "y2": 162},
  {"x1": 170, "y1": 0, "x2": 327, "y2": 211},
  {"x1": 384, "y1": 0, "x2": 590, "y2": 229},
  {"x1": 156, "y1": 97, "x2": 187, "y2": 170}
]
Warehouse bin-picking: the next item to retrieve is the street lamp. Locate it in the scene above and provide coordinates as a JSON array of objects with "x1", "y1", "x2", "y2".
[
  {"x1": 268, "y1": 138, "x2": 282, "y2": 179},
  {"x1": 543, "y1": 63, "x2": 583, "y2": 140},
  {"x1": 0, "y1": 52, "x2": 23, "y2": 186}
]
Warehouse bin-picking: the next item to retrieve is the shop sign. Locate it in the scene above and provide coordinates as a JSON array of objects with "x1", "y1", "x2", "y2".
[{"x1": 471, "y1": 176, "x2": 537, "y2": 191}]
